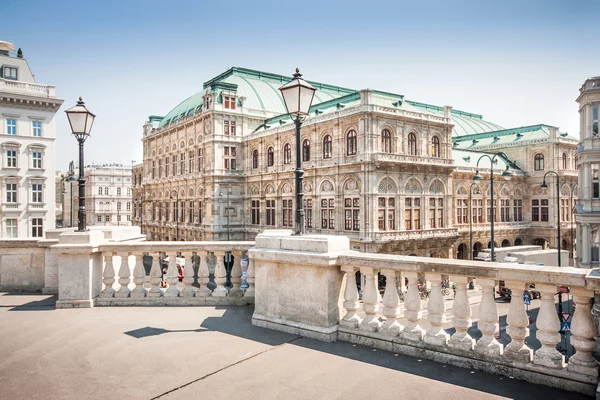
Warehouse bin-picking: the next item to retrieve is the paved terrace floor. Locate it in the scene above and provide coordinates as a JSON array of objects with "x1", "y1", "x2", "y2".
[{"x1": 0, "y1": 293, "x2": 590, "y2": 400}]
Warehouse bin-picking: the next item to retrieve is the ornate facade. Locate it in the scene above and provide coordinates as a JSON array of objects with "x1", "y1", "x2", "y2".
[{"x1": 134, "y1": 67, "x2": 577, "y2": 260}]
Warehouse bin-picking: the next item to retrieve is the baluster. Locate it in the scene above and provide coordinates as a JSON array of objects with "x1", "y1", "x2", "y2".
[
  {"x1": 147, "y1": 252, "x2": 163, "y2": 298},
  {"x1": 181, "y1": 251, "x2": 196, "y2": 297},
  {"x1": 340, "y1": 266, "x2": 362, "y2": 328},
  {"x1": 475, "y1": 279, "x2": 503, "y2": 355},
  {"x1": 504, "y1": 281, "x2": 533, "y2": 362},
  {"x1": 100, "y1": 252, "x2": 116, "y2": 298},
  {"x1": 402, "y1": 271, "x2": 425, "y2": 341},
  {"x1": 115, "y1": 252, "x2": 131, "y2": 298},
  {"x1": 532, "y1": 284, "x2": 564, "y2": 368},
  {"x1": 196, "y1": 251, "x2": 211, "y2": 297},
  {"x1": 213, "y1": 251, "x2": 228, "y2": 297},
  {"x1": 381, "y1": 269, "x2": 403, "y2": 336},
  {"x1": 229, "y1": 251, "x2": 243, "y2": 297},
  {"x1": 424, "y1": 273, "x2": 449, "y2": 346},
  {"x1": 164, "y1": 252, "x2": 180, "y2": 298},
  {"x1": 567, "y1": 289, "x2": 599, "y2": 377},
  {"x1": 131, "y1": 252, "x2": 147, "y2": 298},
  {"x1": 245, "y1": 257, "x2": 255, "y2": 297},
  {"x1": 360, "y1": 266, "x2": 381, "y2": 332},
  {"x1": 448, "y1": 276, "x2": 474, "y2": 350}
]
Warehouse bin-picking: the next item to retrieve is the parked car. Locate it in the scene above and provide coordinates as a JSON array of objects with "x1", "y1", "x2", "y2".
[{"x1": 161, "y1": 256, "x2": 184, "y2": 282}]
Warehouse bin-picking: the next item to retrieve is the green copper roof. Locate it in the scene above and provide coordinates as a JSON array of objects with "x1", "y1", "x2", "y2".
[{"x1": 451, "y1": 124, "x2": 578, "y2": 150}]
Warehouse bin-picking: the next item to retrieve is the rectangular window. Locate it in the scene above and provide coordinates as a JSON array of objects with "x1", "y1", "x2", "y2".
[
  {"x1": 223, "y1": 146, "x2": 237, "y2": 170},
  {"x1": 105, "y1": 215, "x2": 110, "y2": 222},
  {"x1": 127, "y1": 215, "x2": 131, "y2": 222},
  {"x1": 561, "y1": 199, "x2": 569, "y2": 222},
  {"x1": 541, "y1": 199, "x2": 549, "y2": 222},
  {"x1": 32, "y1": 152, "x2": 42, "y2": 169},
  {"x1": 593, "y1": 164, "x2": 599, "y2": 198},
  {"x1": 172, "y1": 154, "x2": 177, "y2": 175},
  {"x1": 405, "y1": 198, "x2": 412, "y2": 230},
  {"x1": 197, "y1": 148, "x2": 203, "y2": 172},
  {"x1": 7, "y1": 149, "x2": 17, "y2": 167},
  {"x1": 3, "y1": 66, "x2": 17, "y2": 80},
  {"x1": 189, "y1": 150, "x2": 194, "y2": 172},
  {"x1": 404, "y1": 198, "x2": 421, "y2": 230},
  {"x1": 97, "y1": 215, "x2": 102, "y2": 222},
  {"x1": 304, "y1": 199, "x2": 313, "y2": 229},
  {"x1": 429, "y1": 198, "x2": 443, "y2": 228},
  {"x1": 251, "y1": 200, "x2": 260, "y2": 225},
  {"x1": 344, "y1": 198, "x2": 360, "y2": 231},
  {"x1": 500, "y1": 199, "x2": 510, "y2": 222},
  {"x1": 6, "y1": 119, "x2": 17, "y2": 135},
  {"x1": 5, "y1": 219, "x2": 17, "y2": 238},
  {"x1": 198, "y1": 201, "x2": 203, "y2": 224},
  {"x1": 532, "y1": 199, "x2": 540, "y2": 222},
  {"x1": 472, "y1": 199, "x2": 483, "y2": 223},
  {"x1": 266, "y1": 199, "x2": 275, "y2": 226},
  {"x1": 377, "y1": 197, "x2": 394, "y2": 231},
  {"x1": 31, "y1": 218, "x2": 43, "y2": 238},
  {"x1": 152, "y1": 161, "x2": 156, "y2": 179},
  {"x1": 32, "y1": 183, "x2": 43, "y2": 203},
  {"x1": 282, "y1": 199, "x2": 293, "y2": 227},
  {"x1": 32, "y1": 121, "x2": 42, "y2": 137},
  {"x1": 6, "y1": 183, "x2": 17, "y2": 203},
  {"x1": 486, "y1": 199, "x2": 497, "y2": 223},
  {"x1": 189, "y1": 201, "x2": 194, "y2": 223},
  {"x1": 224, "y1": 96, "x2": 236, "y2": 110},
  {"x1": 180, "y1": 153, "x2": 185, "y2": 174},
  {"x1": 456, "y1": 199, "x2": 468, "y2": 224},
  {"x1": 513, "y1": 199, "x2": 523, "y2": 222},
  {"x1": 321, "y1": 199, "x2": 335, "y2": 230},
  {"x1": 593, "y1": 104, "x2": 599, "y2": 137}
]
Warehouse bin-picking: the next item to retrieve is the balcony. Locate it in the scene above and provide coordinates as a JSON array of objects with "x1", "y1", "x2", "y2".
[
  {"x1": 373, "y1": 228, "x2": 459, "y2": 242},
  {"x1": 0, "y1": 78, "x2": 56, "y2": 97},
  {"x1": 457, "y1": 221, "x2": 532, "y2": 233},
  {"x1": 371, "y1": 152, "x2": 454, "y2": 168}
]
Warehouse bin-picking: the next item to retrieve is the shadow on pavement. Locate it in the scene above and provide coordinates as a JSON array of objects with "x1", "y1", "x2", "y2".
[
  {"x1": 2, "y1": 294, "x2": 57, "y2": 311},
  {"x1": 125, "y1": 326, "x2": 209, "y2": 338}
]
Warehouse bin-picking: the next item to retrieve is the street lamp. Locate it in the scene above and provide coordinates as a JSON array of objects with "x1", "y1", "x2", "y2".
[
  {"x1": 169, "y1": 190, "x2": 179, "y2": 241},
  {"x1": 541, "y1": 171, "x2": 561, "y2": 267},
  {"x1": 65, "y1": 97, "x2": 96, "y2": 232},
  {"x1": 468, "y1": 182, "x2": 478, "y2": 260},
  {"x1": 472, "y1": 152, "x2": 514, "y2": 262},
  {"x1": 279, "y1": 68, "x2": 316, "y2": 235}
]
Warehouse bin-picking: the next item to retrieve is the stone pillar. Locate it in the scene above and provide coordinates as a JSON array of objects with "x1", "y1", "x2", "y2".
[
  {"x1": 340, "y1": 266, "x2": 362, "y2": 329},
  {"x1": 251, "y1": 230, "x2": 348, "y2": 342},
  {"x1": 402, "y1": 271, "x2": 425, "y2": 341},
  {"x1": 147, "y1": 252, "x2": 163, "y2": 298},
  {"x1": 582, "y1": 224, "x2": 591, "y2": 265},
  {"x1": 381, "y1": 269, "x2": 402, "y2": 336},
  {"x1": 115, "y1": 252, "x2": 131, "y2": 298},
  {"x1": 424, "y1": 273, "x2": 449, "y2": 346},
  {"x1": 229, "y1": 250, "x2": 243, "y2": 297},
  {"x1": 196, "y1": 251, "x2": 211, "y2": 297},
  {"x1": 53, "y1": 230, "x2": 105, "y2": 308},
  {"x1": 475, "y1": 279, "x2": 503, "y2": 356},
  {"x1": 181, "y1": 251, "x2": 196, "y2": 297},
  {"x1": 533, "y1": 284, "x2": 564, "y2": 368},
  {"x1": 130, "y1": 252, "x2": 147, "y2": 298},
  {"x1": 504, "y1": 281, "x2": 533, "y2": 362},
  {"x1": 568, "y1": 289, "x2": 599, "y2": 377},
  {"x1": 213, "y1": 251, "x2": 228, "y2": 297},
  {"x1": 164, "y1": 252, "x2": 180, "y2": 298},
  {"x1": 100, "y1": 252, "x2": 116, "y2": 298},
  {"x1": 360, "y1": 266, "x2": 381, "y2": 332},
  {"x1": 448, "y1": 275, "x2": 474, "y2": 350}
]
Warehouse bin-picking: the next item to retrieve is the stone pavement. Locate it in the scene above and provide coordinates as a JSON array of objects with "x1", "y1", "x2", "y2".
[{"x1": 0, "y1": 293, "x2": 589, "y2": 400}]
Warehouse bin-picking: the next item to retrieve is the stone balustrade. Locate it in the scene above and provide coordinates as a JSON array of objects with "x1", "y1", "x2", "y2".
[
  {"x1": 0, "y1": 78, "x2": 56, "y2": 97},
  {"x1": 96, "y1": 241, "x2": 255, "y2": 306},
  {"x1": 336, "y1": 252, "x2": 598, "y2": 395},
  {"x1": 371, "y1": 152, "x2": 454, "y2": 167}
]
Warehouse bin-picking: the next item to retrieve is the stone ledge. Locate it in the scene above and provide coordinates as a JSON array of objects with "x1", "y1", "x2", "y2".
[
  {"x1": 338, "y1": 328, "x2": 596, "y2": 397},
  {"x1": 252, "y1": 313, "x2": 338, "y2": 342},
  {"x1": 95, "y1": 296, "x2": 254, "y2": 307}
]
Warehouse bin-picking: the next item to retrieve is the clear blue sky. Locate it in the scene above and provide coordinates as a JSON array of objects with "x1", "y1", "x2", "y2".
[{"x1": 2, "y1": 0, "x2": 597, "y2": 171}]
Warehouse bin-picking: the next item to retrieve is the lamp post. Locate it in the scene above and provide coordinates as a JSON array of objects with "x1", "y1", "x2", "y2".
[
  {"x1": 541, "y1": 171, "x2": 561, "y2": 267},
  {"x1": 65, "y1": 97, "x2": 96, "y2": 232},
  {"x1": 279, "y1": 68, "x2": 316, "y2": 235},
  {"x1": 472, "y1": 152, "x2": 514, "y2": 262},
  {"x1": 169, "y1": 190, "x2": 179, "y2": 241},
  {"x1": 468, "y1": 182, "x2": 478, "y2": 260}
]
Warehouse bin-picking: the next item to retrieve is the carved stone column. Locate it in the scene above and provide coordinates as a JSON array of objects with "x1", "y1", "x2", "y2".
[
  {"x1": 213, "y1": 251, "x2": 228, "y2": 297},
  {"x1": 147, "y1": 252, "x2": 163, "y2": 298},
  {"x1": 196, "y1": 251, "x2": 211, "y2": 297},
  {"x1": 360, "y1": 266, "x2": 381, "y2": 332},
  {"x1": 381, "y1": 269, "x2": 403, "y2": 336},
  {"x1": 504, "y1": 281, "x2": 533, "y2": 362},
  {"x1": 130, "y1": 252, "x2": 147, "y2": 298},
  {"x1": 115, "y1": 252, "x2": 131, "y2": 298},
  {"x1": 181, "y1": 251, "x2": 196, "y2": 297},
  {"x1": 424, "y1": 273, "x2": 449, "y2": 346},
  {"x1": 164, "y1": 252, "x2": 180, "y2": 298},
  {"x1": 228, "y1": 251, "x2": 243, "y2": 297},
  {"x1": 533, "y1": 284, "x2": 564, "y2": 369},
  {"x1": 475, "y1": 279, "x2": 502, "y2": 355},
  {"x1": 340, "y1": 266, "x2": 362, "y2": 329},
  {"x1": 448, "y1": 276, "x2": 474, "y2": 350},
  {"x1": 100, "y1": 252, "x2": 116, "y2": 298},
  {"x1": 567, "y1": 289, "x2": 599, "y2": 377},
  {"x1": 402, "y1": 271, "x2": 425, "y2": 341}
]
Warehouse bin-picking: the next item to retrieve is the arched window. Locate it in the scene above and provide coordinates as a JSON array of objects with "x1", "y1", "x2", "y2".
[
  {"x1": 104, "y1": 187, "x2": 109, "y2": 195},
  {"x1": 283, "y1": 144, "x2": 291, "y2": 164},
  {"x1": 99, "y1": 201, "x2": 103, "y2": 211},
  {"x1": 347, "y1": 130, "x2": 357, "y2": 155},
  {"x1": 562, "y1": 152, "x2": 567, "y2": 170},
  {"x1": 302, "y1": 139, "x2": 310, "y2": 162},
  {"x1": 431, "y1": 136, "x2": 440, "y2": 158},
  {"x1": 534, "y1": 153, "x2": 544, "y2": 171},
  {"x1": 408, "y1": 133, "x2": 417, "y2": 155},
  {"x1": 323, "y1": 135, "x2": 332, "y2": 159},
  {"x1": 252, "y1": 150, "x2": 259, "y2": 169},
  {"x1": 267, "y1": 147, "x2": 274, "y2": 167},
  {"x1": 381, "y1": 129, "x2": 391, "y2": 153},
  {"x1": 98, "y1": 187, "x2": 102, "y2": 195},
  {"x1": 117, "y1": 187, "x2": 122, "y2": 196}
]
